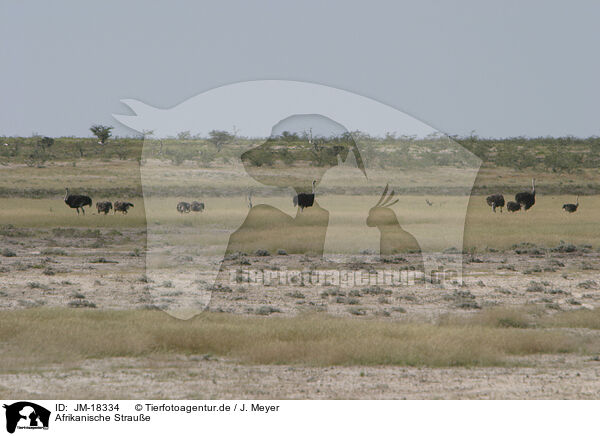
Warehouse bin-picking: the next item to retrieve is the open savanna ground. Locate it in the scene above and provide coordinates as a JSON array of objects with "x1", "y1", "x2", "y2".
[
  {"x1": 2, "y1": 152, "x2": 600, "y2": 398},
  {"x1": 1, "y1": 192, "x2": 599, "y2": 250}
]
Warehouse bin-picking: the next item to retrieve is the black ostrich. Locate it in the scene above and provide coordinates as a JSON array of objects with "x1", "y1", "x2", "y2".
[
  {"x1": 64, "y1": 188, "x2": 92, "y2": 215},
  {"x1": 506, "y1": 201, "x2": 521, "y2": 212},
  {"x1": 562, "y1": 195, "x2": 579, "y2": 213},
  {"x1": 486, "y1": 194, "x2": 505, "y2": 213},
  {"x1": 293, "y1": 180, "x2": 316, "y2": 211},
  {"x1": 515, "y1": 178, "x2": 536, "y2": 211}
]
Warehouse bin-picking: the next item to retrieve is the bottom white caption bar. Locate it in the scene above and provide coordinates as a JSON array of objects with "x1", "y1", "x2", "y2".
[{"x1": 1, "y1": 400, "x2": 597, "y2": 436}]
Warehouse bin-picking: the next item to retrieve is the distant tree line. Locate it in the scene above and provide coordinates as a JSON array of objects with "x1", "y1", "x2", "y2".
[{"x1": 1, "y1": 126, "x2": 598, "y2": 173}]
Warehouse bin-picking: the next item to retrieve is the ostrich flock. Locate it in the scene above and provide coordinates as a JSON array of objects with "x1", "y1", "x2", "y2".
[
  {"x1": 64, "y1": 189, "x2": 135, "y2": 215},
  {"x1": 63, "y1": 182, "x2": 319, "y2": 216},
  {"x1": 64, "y1": 178, "x2": 580, "y2": 218},
  {"x1": 64, "y1": 188, "x2": 206, "y2": 216},
  {"x1": 486, "y1": 178, "x2": 580, "y2": 214}
]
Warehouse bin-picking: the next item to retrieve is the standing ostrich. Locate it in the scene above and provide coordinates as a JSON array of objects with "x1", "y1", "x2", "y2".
[
  {"x1": 191, "y1": 201, "x2": 205, "y2": 212},
  {"x1": 515, "y1": 178, "x2": 536, "y2": 211},
  {"x1": 506, "y1": 201, "x2": 521, "y2": 212},
  {"x1": 96, "y1": 201, "x2": 113, "y2": 215},
  {"x1": 177, "y1": 201, "x2": 191, "y2": 213},
  {"x1": 114, "y1": 201, "x2": 134, "y2": 214},
  {"x1": 562, "y1": 195, "x2": 579, "y2": 213},
  {"x1": 293, "y1": 180, "x2": 316, "y2": 211},
  {"x1": 486, "y1": 194, "x2": 505, "y2": 213},
  {"x1": 64, "y1": 188, "x2": 92, "y2": 215}
]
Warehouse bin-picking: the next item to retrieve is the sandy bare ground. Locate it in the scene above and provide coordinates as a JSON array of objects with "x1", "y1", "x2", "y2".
[
  {"x1": 2, "y1": 354, "x2": 599, "y2": 400},
  {"x1": 1, "y1": 227, "x2": 599, "y2": 316},
  {"x1": 2, "y1": 227, "x2": 600, "y2": 399}
]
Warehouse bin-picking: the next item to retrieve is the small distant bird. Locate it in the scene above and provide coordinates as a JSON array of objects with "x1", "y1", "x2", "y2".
[
  {"x1": 64, "y1": 188, "x2": 92, "y2": 215},
  {"x1": 562, "y1": 195, "x2": 579, "y2": 213},
  {"x1": 247, "y1": 193, "x2": 253, "y2": 209},
  {"x1": 506, "y1": 201, "x2": 521, "y2": 212},
  {"x1": 425, "y1": 199, "x2": 433, "y2": 206}
]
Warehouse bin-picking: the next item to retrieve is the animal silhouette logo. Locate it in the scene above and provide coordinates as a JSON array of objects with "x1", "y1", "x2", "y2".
[
  {"x1": 114, "y1": 80, "x2": 481, "y2": 319},
  {"x1": 367, "y1": 184, "x2": 422, "y2": 258},
  {"x1": 3, "y1": 402, "x2": 50, "y2": 434}
]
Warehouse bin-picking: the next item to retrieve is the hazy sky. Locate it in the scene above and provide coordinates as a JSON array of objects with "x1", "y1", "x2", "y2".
[{"x1": 1, "y1": 0, "x2": 598, "y2": 138}]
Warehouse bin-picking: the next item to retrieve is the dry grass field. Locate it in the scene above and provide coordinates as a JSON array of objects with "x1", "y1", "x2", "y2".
[{"x1": 1, "y1": 308, "x2": 600, "y2": 399}]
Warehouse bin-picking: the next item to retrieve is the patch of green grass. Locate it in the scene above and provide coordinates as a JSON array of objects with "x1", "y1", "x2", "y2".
[
  {"x1": 1, "y1": 248, "x2": 16, "y2": 257},
  {"x1": 41, "y1": 248, "x2": 67, "y2": 256},
  {"x1": 67, "y1": 300, "x2": 97, "y2": 309},
  {"x1": 27, "y1": 282, "x2": 49, "y2": 290},
  {"x1": 255, "y1": 306, "x2": 282, "y2": 316}
]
